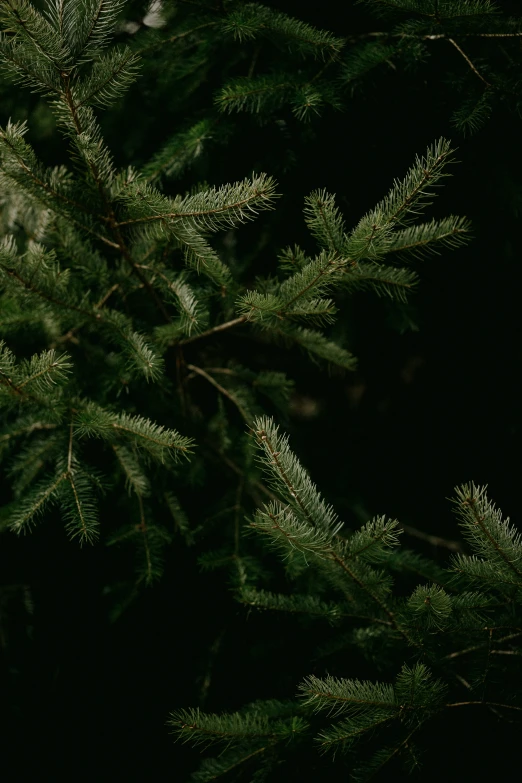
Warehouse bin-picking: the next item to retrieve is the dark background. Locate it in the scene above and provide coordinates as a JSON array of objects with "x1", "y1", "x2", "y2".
[{"x1": 1, "y1": 1, "x2": 521, "y2": 779}]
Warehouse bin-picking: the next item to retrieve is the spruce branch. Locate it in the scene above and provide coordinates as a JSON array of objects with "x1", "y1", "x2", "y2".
[
  {"x1": 273, "y1": 325, "x2": 357, "y2": 370},
  {"x1": 298, "y1": 674, "x2": 398, "y2": 718},
  {"x1": 450, "y1": 483, "x2": 522, "y2": 592},
  {"x1": 0, "y1": 242, "x2": 165, "y2": 382},
  {"x1": 215, "y1": 74, "x2": 296, "y2": 114},
  {"x1": 345, "y1": 516, "x2": 402, "y2": 563},
  {"x1": 252, "y1": 416, "x2": 343, "y2": 537},
  {"x1": 0, "y1": 0, "x2": 70, "y2": 68},
  {"x1": 71, "y1": 0, "x2": 127, "y2": 64},
  {"x1": 364, "y1": 137, "x2": 455, "y2": 228},
  {"x1": 303, "y1": 190, "x2": 348, "y2": 253},
  {"x1": 385, "y1": 215, "x2": 471, "y2": 258},
  {"x1": 73, "y1": 45, "x2": 141, "y2": 109},
  {"x1": 114, "y1": 173, "x2": 279, "y2": 229},
  {"x1": 0, "y1": 341, "x2": 72, "y2": 405},
  {"x1": 277, "y1": 250, "x2": 347, "y2": 310},
  {"x1": 111, "y1": 443, "x2": 150, "y2": 498},
  {"x1": 7, "y1": 470, "x2": 65, "y2": 534},
  {"x1": 239, "y1": 585, "x2": 353, "y2": 624},
  {"x1": 136, "y1": 265, "x2": 205, "y2": 337},
  {"x1": 0, "y1": 120, "x2": 107, "y2": 222},
  {"x1": 60, "y1": 465, "x2": 100, "y2": 544},
  {"x1": 164, "y1": 491, "x2": 194, "y2": 546},
  {"x1": 114, "y1": 174, "x2": 277, "y2": 290},
  {"x1": 168, "y1": 707, "x2": 282, "y2": 745},
  {"x1": 451, "y1": 91, "x2": 493, "y2": 136},
  {"x1": 73, "y1": 401, "x2": 195, "y2": 463},
  {"x1": 221, "y1": 4, "x2": 345, "y2": 59},
  {"x1": 341, "y1": 262, "x2": 418, "y2": 301},
  {"x1": 249, "y1": 417, "x2": 418, "y2": 643},
  {"x1": 52, "y1": 67, "x2": 172, "y2": 323},
  {"x1": 4, "y1": 430, "x2": 62, "y2": 499},
  {"x1": 0, "y1": 30, "x2": 63, "y2": 95}
]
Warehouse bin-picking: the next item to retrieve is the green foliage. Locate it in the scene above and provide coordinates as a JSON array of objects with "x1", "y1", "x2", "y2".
[
  {"x1": 221, "y1": 3, "x2": 345, "y2": 58},
  {"x1": 174, "y1": 418, "x2": 522, "y2": 780},
  {"x1": 0, "y1": 2, "x2": 471, "y2": 562},
  {"x1": 1, "y1": 1, "x2": 520, "y2": 779},
  {"x1": 450, "y1": 483, "x2": 522, "y2": 594}
]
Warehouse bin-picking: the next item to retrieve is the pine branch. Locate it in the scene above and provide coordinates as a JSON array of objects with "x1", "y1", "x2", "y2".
[
  {"x1": 111, "y1": 443, "x2": 150, "y2": 497},
  {"x1": 164, "y1": 491, "x2": 194, "y2": 545},
  {"x1": 221, "y1": 3, "x2": 345, "y2": 59},
  {"x1": 137, "y1": 265, "x2": 206, "y2": 337},
  {"x1": 252, "y1": 416, "x2": 343, "y2": 537},
  {"x1": 0, "y1": 120, "x2": 108, "y2": 223},
  {"x1": 249, "y1": 417, "x2": 419, "y2": 643},
  {"x1": 0, "y1": 31, "x2": 63, "y2": 95},
  {"x1": 299, "y1": 674, "x2": 398, "y2": 718},
  {"x1": 274, "y1": 325, "x2": 357, "y2": 370},
  {"x1": 115, "y1": 174, "x2": 279, "y2": 230},
  {"x1": 303, "y1": 190, "x2": 348, "y2": 253},
  {"x1": 60, "y1": 466, "x2": 100, "y2": 544},
  {"x1": 238, "y1": 585, "x2": 344, "y2": 623},
  {"x1": 7, "y1": 470, "x2": 65, "y2": 534},
  {"x1": 73, "y1": 46, "x2": 141, "y2": 109},
  {"x1": 450, "y1": 483, "x2": 522, "y2": 589},
  {"x1": 0, "y1": 341, "x2": 72, "y2": 407},
  {"x1": 168, "y1": 707, "x2": 282, "y2": 746},
  {"x1": 451, "y1": 91, "x2": 493, "y2": 135},
  {"x1": 345, "y1": 516, "x2": 402, "y2": 563},
  {"x1": 215, "y1": 74, "x2": 296, "y2": 114},
  {"x1": 385, "y1": 215, "x2": 471, "y2": 258},
  {"x1": 73, "y1": 401, "x2": 195, "y2": 463},
  {"x1": 0, "y1": 0, "x2": 70, "y2": 68},
  {"x1": 72, "y1": 0, "x2": 127, "y2": 63},
  {"x1": 358, "y1": 137, "x2": 455, "y2": 231}
]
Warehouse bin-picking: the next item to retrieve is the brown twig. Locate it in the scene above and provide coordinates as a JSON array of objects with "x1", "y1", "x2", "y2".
[
  {"x1": 186, "y1": 363, "x2": 250, "y2": 421},
  {"x1": 448, "y1": 37, "x2": 491, "y2": 87},
  {"x1": 399, "y1": 523, "x2": 463, "y2": 552},
  {"x1": 446, "y1": 700, "x2": 522, "y2": 712},
  {"x1": 179, "y1": 315, "x2": 247, "y2": 346}
]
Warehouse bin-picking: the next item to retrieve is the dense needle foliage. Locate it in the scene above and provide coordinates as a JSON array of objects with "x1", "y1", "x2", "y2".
[{"x1": 1, "y1": 1, "x2": 521, "y2": 780}]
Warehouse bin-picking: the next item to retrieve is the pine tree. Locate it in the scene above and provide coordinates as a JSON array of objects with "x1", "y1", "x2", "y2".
[{"x1": 1, "y1": 2, "x2": 521, "y2": 779}]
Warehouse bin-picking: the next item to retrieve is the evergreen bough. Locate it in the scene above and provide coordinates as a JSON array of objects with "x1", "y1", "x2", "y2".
[
  {"x1": 170, "y1": 418, "x2": 522, "y2": 781},
  {"x1": 0, "y1": 1, "x2": 470, "y2": 583}
]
